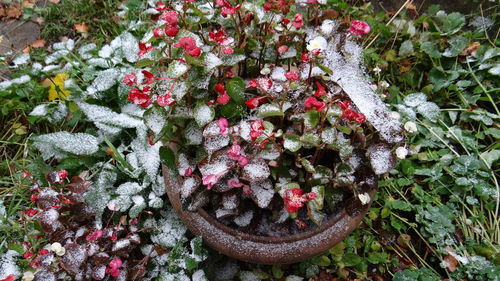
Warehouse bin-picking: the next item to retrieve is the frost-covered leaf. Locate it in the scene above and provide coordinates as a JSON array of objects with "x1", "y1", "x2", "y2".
[
  {"x1": 304, "y1": 110, "x2": 320, "y2": 129},
  {"x1": 203, "y1": 135, "x2": 230, "y2": 155},
  {"x1": 420, "y1": 41, "x2": 441, "y2": 58},
  {"x1": 368, "y1": 144, "x2": 395, "y2": 175},
  {"x1": 204, "y1": 53, "x2": 222, "y2": 70},
  {"x1": 167, "y1": 60, "x2": 188, "y2": 78},
  {"x1": 257, "y1": 103, "x2": 284, "y2": 117},
  {"x1": 181, "y1": 176, "x2": 201, "y2": 198},
  {"x1": 116, "y1": 182, "x2": 143, "y2": 195},
  {"x1": 185, "y1": 121, "x2": 203, "y2": 145},
  {"x1": 221, "y1": 54, "x2": 246, "y2": 66},
  {"x1": 77, "y1": 102, "x2": 144, "y2": 135},
  {"x1": 242, "y1": 157, "x2": 270, "y2": 182},
  {"x1": 283, "y1": 134, "x2": 302, "y2": 152},
  {"x1": 91, "y1": 69, "x2": 120, "y2": 92},
  {"x1": 404, "y1": 92, "x2": 427, "y2": 108},
  {"x1": 33, "y1": 132, "x2": 100, "y2": 160},
  {"x1": 85, "y1": 163, "x2": 116, "y2": 223},
  {"x1": 250, "y1": 180, "x2": 274, "y2": 208},
  {"x1": 150, "y1": 208, "x2": 187, "y2": 248},
  {"x1": 131, "y1": 128, "x2": 162, "y2": 179},
  {"x1": 417, "y1": 102, "x2": 440, "y2": 121},
  {"x1": 144, "y1": 106, "x2": 167, "y2": 134},
  {"x1": 443, "y1": 36, "x2": 467, "y2": 57},
  {"x1": 129, "y1": 195, "x2": 146, "y2": 218},
  {"x1": 399, "y1": 40, "x2": 414, "y2": 57},
  {"x1": 193, "y1": 102, "x2": 215, "y2": 127},
  {"x1": 61, "y1": 244, "x2": 86, "y2": 275}
]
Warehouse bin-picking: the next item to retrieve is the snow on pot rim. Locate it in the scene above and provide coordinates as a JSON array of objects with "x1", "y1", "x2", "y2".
[{"x1": 163, "y1": 164, "x2": 377, "y2": 264}]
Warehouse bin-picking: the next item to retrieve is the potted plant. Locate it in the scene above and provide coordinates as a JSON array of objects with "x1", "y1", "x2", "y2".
[{"x1": 125, "y1": 0, "x2": 405, "y2": 264}]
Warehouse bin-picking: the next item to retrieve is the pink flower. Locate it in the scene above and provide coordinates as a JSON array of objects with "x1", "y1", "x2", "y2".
[
  {"x1": 216, "y1": 0, "x2": 241, "y2": 17},
  {"x1": 292, "y1": 14, "x2": 304, "y2": 29},
  {"x1": 304, "y1": 96, "x2": 326, "y2": 111},
  {"x1": 22, "y1": 208, "x2": 38, "y2": 217},
  {"x1": 285, "y1": 71, "x2": 299, "y2": 82},
  {"x1": 108, "y1": 258, "x2": 122, "y2": 277},
  {"x1": 165, "y1": 24, "x2": 180, "y2": 37},
  {"x1": 277, "y1": 45, "x2": 289, "y2": 54},
  {"x1": 238, "y1": 155, "x2": 248, "y2": 166},
  {"x1": 128, "y1": 88, "x2": 151, "y2": 108},
  {"x1": 349, "y1": 20, "x2": 370, "y2": 35},
  {"x1": 314, "y1": 81, "x2": 326, "y2": 97},
  {"x1": 174, "y1": 37, "x2": 201, "y2": 58},
  {"x1": 184, "y1": 167, "x2": 192, "y2": 177},
  {"x1": 217, "y1": 118, "x2": 229, "y2": 135},
  {"x1": 142, "y1": 70, "x2": 155, "y2": 85},
  {"x1": 214, "y1": 83, "x2": 226, "y2": 94},
  {"x1": 355, "y1": 113, "x2": 366, "y2": 124},
  {"x1": 157, "y1": 94, "x2": 176, "y2": 106},
  {"x1": 247, "y1": 79, "x2": 257, "y2": 88},
  {"x1": 138, "y1": 42, "x2": 153, "y2": 56},
  {"x1": 202, "y1": 174, "x2": 220, "y2": 189},
  {"x1": 86, "y1": 229, "x2": 103, "y2": 241},
  {"x1": 57, "y1": 170, "x2": 68, "y2": 181},
  {"x1": 256, "y1": 77, "x2": 273, "y2": 92},
  {"x1": 228, "y1": 178, "x2": 243, "y2": 188},
  {"x1": 160, "y1": 10, "x2": 178, "y2": 25},
  {"x1": 251, "y1": 120, "x2": 264, "y2": 131},
  {"x1": 227, "y1": 143, "x2": 241, "y2": 159},
  {"x1": 283, "y1": 188, "x2": 307, "y2": 213},
  {"x1": 123, "y1": 73, "x2": 137, "y2": 86},
  {"x1": 221, "y1": 45, "x2": 234, "y2": 54},
  {"x1": 209, "y1": 29, "x2": 234, "y2": 54},
  {"x1": 0, "y1": 274, "x2": 14, "y2": 281},
  {"x1": 307, "y1": 192, "x2": 317, "y2": 200}
]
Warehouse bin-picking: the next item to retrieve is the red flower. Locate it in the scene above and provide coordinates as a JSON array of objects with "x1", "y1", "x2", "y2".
[
  {"x1": 157, "y1": 94, "x2": 176, "y2": 106},
  {"x1": 349, "y1": 20, "x2": 371, "y2": 35},
  {"x1": 247, "y1": 79, "x2": 257, "y2": 88},
  {"x1": 57, "y1": 170, "x2": 68, "y2": 181},
  {"x1": 292, "y1": 14, "x2": 304, "y2": 29},
  {"x1": 142, "y1": 70, "x2": 155, "y2": 85},
  {"x1": 86, "y1": 229, "x2": 103, "y2": 241},
  {"x1": 264, "y1": 2, "x2": 272, "y2": 11},
  {"x1": 23, "y1": 251, "x2": 33, "y2": 259},
  {"x1": 128, "y1": 88, "x2": 151, "y2": 108},
  {"x1": 123, "y1": 73, "x2": 137, "y2": 86},
  {"x1": 160, "y1": 10, "x2": 178, "y2": 25},
  {"x1": 0, "y1": 274, "x2": 14, "y2": 281},
  {"x1": 249, "y1": 130, "x2": 262, "y2": 142},
  {"x1": 184, "y1": 167, "x2": 192, "y2": 177},
  {"x1": 301, "y1": 53, "x2": 311, "y2": 63},
  {"x1": 30, "y1": 193, "x2": 38, "y2": 202},
  {"x1": 155, "y1": 1, "x2": 167, "y2": 11},
  {"x1": 277, "y1": 45, "x2": 289, "y2": 54},
  {"x1": 39, "y1": 249, "x2": 49, "y2": 255},
  {"x1": 255, "y1": 77, "x2": 273, "y2": 92},
  {"x1": 153, "y1": 27, "x2": 163, "y2": 38},
  {"x1": 245, "y1": 96, "x2": 267, "y2": 109},
  {"x1": 285, "y1": 71, "x2": 299, "y2": 82},
  {"x1": 164, "y1": 24, "x2": 180, "y2": 37},
  {"x1": 283, "y1": 188, "x2": 307, "y2": 213},
  {"x1": 304, "y1": 96, "x2": 326, "y2": 111},
  {"x1": 355, "y1": 113, "x2": 366, "y2": 124},
  {"x1": 173, "y1": 37, "x2": 201, "y2": 58},
  {"x1": 216, "y1": 93, "x2": 230, "y2": 105},
  {"x1": 314, "y1": 81, "x2": 326, "y2": 97},
  {"x1": 22, "y1": 208, "x2": 38, "y2": 217},
  {"x1": 208, "y1": 29, "x2": 227, "y2": 44},
  {"x1": 251, "y1": 120, "x2": 264, "y2": 131},
  {"x1": 296, "y1": 219, "x2": 308, "y2": 229},
  {"x1": 137, "y1": 42, "x2": 153, "y2": 56},
  {"x1": 339, "y1": 100, "x2": 350, "y2": 110},
  {"x1": 216, "y1": 0, "x2": 240, "y2": 17},
  {"x1": 214, "y1": 83, "x2": 226, "y2": 94},
  {"x1": 307, "y1": 192, "x2": 317, "y2": 200}
]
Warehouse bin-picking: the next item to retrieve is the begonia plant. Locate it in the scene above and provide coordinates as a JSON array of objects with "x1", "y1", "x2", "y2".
[{"x1": 124, "y1": 0, "x2": 403, "y2": 234}]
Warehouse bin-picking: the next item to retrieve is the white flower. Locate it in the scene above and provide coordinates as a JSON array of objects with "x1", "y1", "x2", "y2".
[
  {"x1": 260, "y1": 67, "x2": 271, "y2": 75},
  {"x1": 22, "y1": 272, "x2": 35, "y2": 281},
  {"x1": 107, "y1": 201, "x2": 120, "y2": 211},
  {"x1": 50, "y1": 242, "x2": 66, "y2": 256},
  {"x1": 372, "y1": 66, "x2": 381, "y2": 74},
  {"x1": 358, "y1": 192, "x2": 370, "y2": 205},
  {"x1": 379, "y1": 81, "x2": 389, "y2": 88},
  {"x1": 395, "y1": 147, "x2": 408, "y2": 159},
  {"x1": 306, "y1": 36, "x2": 328, "y2": 52},
  {"x1": 404, "y1": 121, "x2": 418, "y2": 133},
  {"x1": 390, "y1": 111, "x2": 401, "y2": 120}
]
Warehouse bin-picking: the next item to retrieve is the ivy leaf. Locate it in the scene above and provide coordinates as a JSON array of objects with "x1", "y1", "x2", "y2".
[
  {"x1": 225, "y1": 77, "x2": 245, "y2": 104},
  {"x1": 342, "y1": 253, "x2": 362, "y2": 266},
  {"x1": 428, "y1": 67, "x2": 459, "y2": 91},
  {"x1": 439, "y1": 12, "x2": 466, "y2": 35},
  {"x1": 367, "y1": 252, "x2": 389, "y2": 264},
  {"x1": 304, "y1": 110, "x2": 320, "y2": 129}
]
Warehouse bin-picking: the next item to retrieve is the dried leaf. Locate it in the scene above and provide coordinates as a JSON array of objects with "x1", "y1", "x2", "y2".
[
  {"x1": 21, "y1": 0, "x2": 36, "y2": 9},
  {"x1": 48, "y1": 0, "x2": 61, "y2": 3},
  {"x1": 73, "y1": 22, "x2": 89, "y2": 33},
  {"x1": 5, "y1": 6, "x2": 22, "y2": 19},
  {"x1": 31, "y1": 39, "x2": 46, "y2": 48},
  {"x1": 459, "y1": 42, "x2": 480, "y2": 57},
  {"x1": 443, "y1": 255, "x2": 458, "y2": 272}
]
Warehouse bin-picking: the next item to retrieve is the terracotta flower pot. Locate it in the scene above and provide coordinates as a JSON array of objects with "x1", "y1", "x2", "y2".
[{"x1": 163, "y1": 165, "x2": 377, "y2": 264}]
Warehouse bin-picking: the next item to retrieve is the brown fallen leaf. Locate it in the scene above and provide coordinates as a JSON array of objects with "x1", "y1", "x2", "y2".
[
  {"x1": 31, "y1": 39, "x2": 46, "y2": 48},
  {"x1": 5, "y1": 5, "x2": 22, "y2": 19},
  {"x1": 443, "y1": 255, "x2": 458, "y2": 272},
  {"x1": 21, "y1": 0, "x2": 36, "y2": 9},
  {"x1": 22, "y1": 46, "x2": 31, "y2": 54},
  {"x1": 460, "y1": 42, "x2": 480, "y2": 57},
  {"x1": 48, "y1": 0, "x2": 61, "y2": 3},
  {"x1": 74, "y1": 22, "x2": 88, "y2": 33}
]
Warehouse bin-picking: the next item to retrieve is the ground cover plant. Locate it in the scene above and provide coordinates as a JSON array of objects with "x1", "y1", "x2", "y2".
[{"x1": 0, "y1": 0, "x2": 498, "y2": 280}]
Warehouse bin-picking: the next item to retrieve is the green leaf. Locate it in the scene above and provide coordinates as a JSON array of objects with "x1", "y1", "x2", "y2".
[
  {"x1": 257, "y1": 103, "x2": 284, "y2": 117},
  {"x1": 193, "y1": 102, "x2": 214, "y2": 127},
  {"x1": 420, "y1": 41, "x2": 441, "y2": 59},
  {"x1": 160, "y1": 146, "x2": 176, "y2": 171},
  {"x1": 184, "y1": 54, "x2": 206, "y2": 67},
  {"x1": 104, "y1": 138, "x2": 133, "y2": 172},
  {"x1": 304, "y1": 110, "x2": 320, "y2": 129},
  {"x1": 317, "y1": 63, "x2": 333, "y2": 75},
  {"x1": 342, "y1": 253, "x2": 362, "y2": 266},
  {"x1": 283, "y1": 134, "x2": 302, "y2": 152},
  {"x1": 301, "y1": 159, "x2": 316, "y2": 173},
  {"x1": 167, "y1": 60, "x2": 189, "y2": 78},
  {"x1": 135, "y1": 58, "x2": 155, "y2": 68},
  {"x1": 300, "y1": 133, "x2": 321, "y2": 146},
  {"x1": 272, "y1": 265, "x2": 284, "y2": 279},
  {"x1": 308, "y1": 185, "x2": 325, "y2": 210},
  {"x1": 389, "y1": 200, "x2": 412, "y2": 211},
  {"x1": 484, "y1": 128, "x2": 500, "y2": 139},
  {"x1": 428, "y1": 67, "x2": 459, "y2": 91},
  {"x1": 221, "y1": 101, "x2": 244, "y2": 118},
  {"x1": 184, "y1": 257, "x2": 199, "y2": 271},
  {"x1": 399, "y1": 40, "x2": 415, "y2": 57},
  {"x1": 440, "y1": 12, "x2": 466, "y2": 35},
  {"x1": 450, "y1": 155, "x2": 480, "y2": 175},
  {"x1": 443, "y1": 36, "x2": 467, "y2": 57},
  {"x1": 367, "y1": 252, "x2": 388, "y2": 264},
  {"x1": 480, "y1": 149, "x2": 500, "y2": 169},
  {"x1": 225, "y1": 77, "x2": 245, "y2": 104}
]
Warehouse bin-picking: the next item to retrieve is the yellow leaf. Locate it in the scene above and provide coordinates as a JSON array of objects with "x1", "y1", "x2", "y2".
[
  {"x1": 73, "y1": 22, "x2": 89, "y2": 33},
  {"x1": 45, "y1": 73, "x2": 71, "y2": 101}
]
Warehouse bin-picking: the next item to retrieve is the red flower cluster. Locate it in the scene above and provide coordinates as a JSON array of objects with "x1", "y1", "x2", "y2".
[
  {"x1": 349, "y1": 20, "x2": 371, "y2": 35},
  {"x1": 339, "y1": 101, "x2": 366, "y2": 124},
  {"x1": 128, "y1": 87, "x2": 151, "y2": 108},
  {"x1": 216, "y1": 0, "x2": 241, "y2": 17},
  {"x1": 304, "y1": 96, "x2": 326, "y2": 111},
  {"x1": 0, "y1": 275, "x2": 14, "y2": 281},
  {"x1": 314, "y1": 81, "x2": 326, "y2": 97},
  {"x1": 157, "y1": 93, "x2": 176, "y2": 106},
  {"x1": 285, "y1": 71, "x2": 299, "y2": 82},
  {"x1": 292, "y1": 13, "x2": 304, "y2": 29},
  {"x1": 245, "y1": 96, "x2": 267, "y2": 109},
  {"x1": 249, "y1": 120, "x2": 265, "y2": 142},
  {"x1": 209, "y1": 29, "x2": 235, "y2": 54},
  {"x1": 160, "y1": 10, "x2": 180, "y2": 37},
  {"x1": 214, "y1": 83, "x2": 230, "y2": 105},
  {"x1": 174, "y1": 36, "x2": 201, "y2": 58},
  {"x1": 248, "y1": 77, "x2": 273, "y2": 92},
  {"x1": 283, "y1": 188, "x2": 316, "y2": 213}
]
